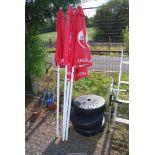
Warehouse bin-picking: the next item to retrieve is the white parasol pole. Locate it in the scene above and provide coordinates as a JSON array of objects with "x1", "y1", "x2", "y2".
[
  {"x1": 62, "y1": 65, "x2": 68, "y2": 141},
  {"x1": 65, "y1": 66, "x2": 74, "y2": 141},
  {"x1": 56, "y1": 65, "x2": 60, "y2": 138},
  {"x1": 64, "y1": 80, "x2": 71, "y2": 139}
]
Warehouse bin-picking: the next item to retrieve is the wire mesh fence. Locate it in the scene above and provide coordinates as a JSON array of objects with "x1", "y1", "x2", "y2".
[
  {"x1": 39, "y1": 4, "x2": 129, "y2": 73},
  {"x1": 31, "y1": 0, "x2": 129, "y2": 105}
]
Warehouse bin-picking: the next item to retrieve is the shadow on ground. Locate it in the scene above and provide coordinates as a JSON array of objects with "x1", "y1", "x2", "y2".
[{"x1": 43, "y1": 126, "x2": 104, "y2": 155}]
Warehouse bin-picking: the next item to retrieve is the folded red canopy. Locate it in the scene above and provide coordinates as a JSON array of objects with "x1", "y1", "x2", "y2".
[
  {"x1": 63, "y1": 6, "x2": 74, "y2": 66},
  {"x1": 67, "y1": 6, "x2": 92, "y2": 80},
  {"x1": 55, "y1": 8, "x2": 65, "y2": 68}
]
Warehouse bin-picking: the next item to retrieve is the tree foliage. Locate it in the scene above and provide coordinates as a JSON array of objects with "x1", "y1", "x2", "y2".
[
  {"x1": 86, "y1": 17, "x2": 94, "y2": 28},
  {"x1": 93, "y1": 0, "x2": 129, "y2": 42},
  {"x1": 25, "y1": 0, "x2": 81, "y2": 91},
  {"x1": 25, "y1": 0, "x2": 81, "y2": 32}
]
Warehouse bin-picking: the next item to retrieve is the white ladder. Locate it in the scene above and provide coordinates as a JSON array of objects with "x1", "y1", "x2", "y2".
[{"x1": 109, "y1": 50, "x2": 129, "y2": 127}]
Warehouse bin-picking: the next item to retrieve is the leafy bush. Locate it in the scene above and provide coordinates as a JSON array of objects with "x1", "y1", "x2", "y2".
[
  {"x1": 25, "y1": 28, "x2": 47, "y2": 91},
  {"x1": 122, "y1": 26, "x2": 129, "y2": 50}
]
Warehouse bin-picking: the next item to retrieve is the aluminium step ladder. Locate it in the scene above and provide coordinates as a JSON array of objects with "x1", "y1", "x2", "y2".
[{"x1": 109, "y1": 49, "x2": 129, "y2": 129}]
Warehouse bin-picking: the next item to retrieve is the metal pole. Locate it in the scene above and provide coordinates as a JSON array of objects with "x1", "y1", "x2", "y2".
[
  {"x1": 109, "y1": 79, "x2": 114, "y2": 123},
  {"x1": 112, "y1": 50, "x2": 123, "y2": 128}
]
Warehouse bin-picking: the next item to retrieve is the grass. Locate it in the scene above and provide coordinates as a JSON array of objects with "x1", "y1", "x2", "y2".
[
  {"x1": 87, "y1": 27, "x2": 95, "y2": 41},
  {"x1": 90, "y1": 44, "x2": 125, "y2": 52},
  {"x1": 38, "y1": 31, "x2": 56, "y2": 44},
  {"x1": 48, "y1": 71, "x2": 129, "y2": 116},
  {"x1": 73, "y1": 72, "x2": 129, "y2": 100},
  {"x1": 38, "y1": 27, "x2": 125, "y2": 54},
  {"x1": 38, "y1": 27, "x2": 93, "y2": 43},
  {"x1": 73, "y1": 72, "x2": 111, "y2": 100}
]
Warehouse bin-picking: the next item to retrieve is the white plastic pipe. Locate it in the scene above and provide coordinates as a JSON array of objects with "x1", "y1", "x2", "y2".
[
  {"x1": 62, "y1": 66, "x2": 68, "y2": 141},
  {"x1": 64, "y1": 80, "x2": 71, "y2": 139},
  {"x1": 65, "y1": 66, "x2": 74, "y2": 141},
  {"x1": 65, "y1": 91, "x2": 71, "y2": 140},
  {"x1": 62, "y1": 80, "x2": 70, "y2": 141},
  {"x1": 56, "y1": 66, "x2": 60, "y2": 137}
]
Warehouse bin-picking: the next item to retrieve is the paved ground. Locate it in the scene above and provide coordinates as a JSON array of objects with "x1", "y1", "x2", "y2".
[
  {"x1": 49, "y1": 54, "x2": 129, "y2": 73},
  {"x1": 25, "y1": 100, "x2": 109, "y2": 155},
  {"x1": 25, "y1": 98, "x2": 129, "y2": 155},
  {"x1": 90, "y1": 55, "x2": 129, "y2": 73}
]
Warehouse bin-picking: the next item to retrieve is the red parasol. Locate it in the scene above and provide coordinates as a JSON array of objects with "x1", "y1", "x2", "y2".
[
  {"x1": 55, "y1": 8, "x2": 65, "y2": 68},
  {"x1": 62, "y1": 6, "x2": 74, "y2": 141},
  {"x1": 69, "y1": 5, "x2": 92, "y2": 69},
  {"x1": 55, "y1": 8, "x2": 65, "y2": 138},
  {"x1": 65, "y1": 6, "x2": 92, "y2": 141},
  {"x1": 67, "y1": 5, "x2": 92, "y2": 81}
]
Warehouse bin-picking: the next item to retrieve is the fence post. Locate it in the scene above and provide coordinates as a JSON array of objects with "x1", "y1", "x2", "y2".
[{"x1": 108, "y1": 35, "x2": 111, "y2": 52}]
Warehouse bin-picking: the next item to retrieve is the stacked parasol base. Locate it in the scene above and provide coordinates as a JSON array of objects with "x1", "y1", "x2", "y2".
[{"x1": 71, "y1": 95, "x2": 106, "y2": 136}]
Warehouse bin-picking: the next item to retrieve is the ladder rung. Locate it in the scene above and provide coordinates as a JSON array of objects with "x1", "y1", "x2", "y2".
[
  {"x1": 116, "y1": 99, "x2": 129, "y2": 104},
  {"x1": 122, "y1": 61, "x2": 129, "y2": 64},
  {"x1": 113, "y1": 88, "x2": 127, "y2": 92},
  {"x1": 115, "y1": 117, "x2": 129, "y2": 124},
  {"x1": 120, "y1": 81, "x2": 129, "y2": 84}
]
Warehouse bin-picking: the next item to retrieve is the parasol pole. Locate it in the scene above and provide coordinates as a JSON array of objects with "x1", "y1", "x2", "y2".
[
  {"x1": 62, "y1": 65, "x2": 68, "y2": 141},
  {"x1": 56, "y1": 65, "x2": 60, "y2": 138},
  {"x1": 64, "y1": 79, "x2": 71, "y2": 139},
  {"x1": 65, "y1": 66, "x2": 74, "y2": 140},
  {"x1": 55, "y1": 6, "x2": 65, "y2": 139}
]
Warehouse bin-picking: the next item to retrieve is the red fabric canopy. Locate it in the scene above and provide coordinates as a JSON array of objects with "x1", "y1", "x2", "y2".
[
  {"x1": 67, "y1": 6, "x2": 92, "y2": 80},
  {"x1": 55, "y1": 6, "x2": 92, "y2": 80},
  {"x1": 68, "y1": 6, "x2": 92, "y2": 69},
  {"x1": 67, "y1": 63, "x2": 89, "y2": 81},
  {"x1": 74, "y1": 66, "x2": 89, "y2": 81},
  {"x1": 55, "y1": 8, "x2": 65, "y2": 68},
  {"x1": 63, "y1": 6, "x2": 74, "y2": 66}
]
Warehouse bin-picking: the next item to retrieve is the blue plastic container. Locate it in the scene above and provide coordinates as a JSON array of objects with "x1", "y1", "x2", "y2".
[{"x1": 45, "y1": 92, "x2": 53, "y2": 107}]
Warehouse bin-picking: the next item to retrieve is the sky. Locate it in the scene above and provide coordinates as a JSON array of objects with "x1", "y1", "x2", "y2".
[{"x1": 81, "y1": 0, "x2": 109, "y2": 17}]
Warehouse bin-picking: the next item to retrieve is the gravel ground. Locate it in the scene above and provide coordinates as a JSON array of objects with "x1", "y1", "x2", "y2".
[
  {"x1": 25, "y1": 111, "x2": 108, "y2": 155},
  {"x1": 25, "y1": 98, "x2": 129, "y2": 155}
]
